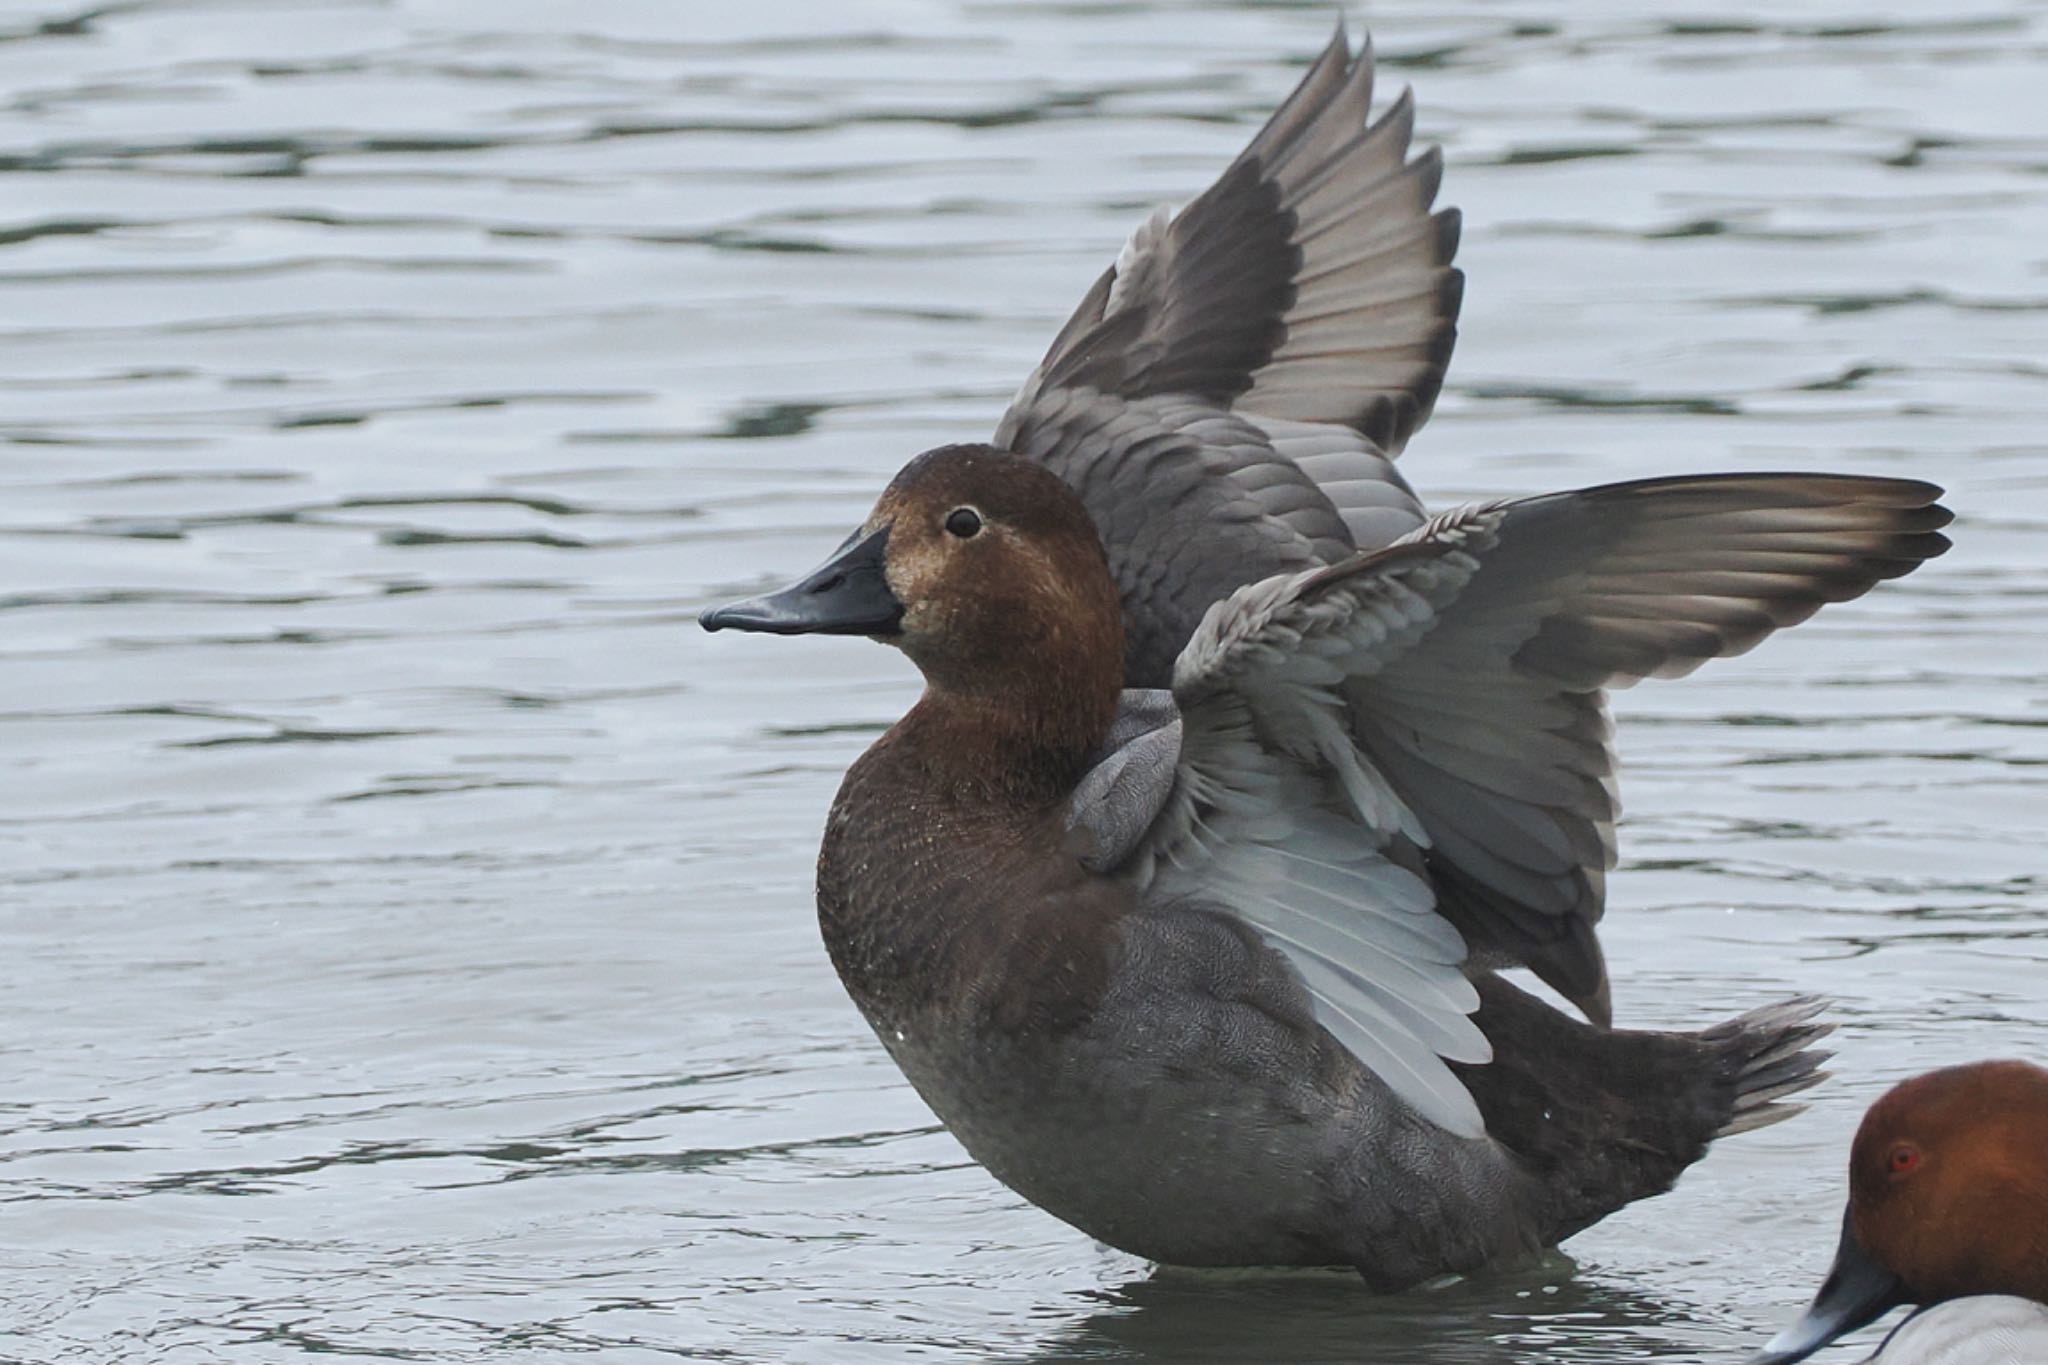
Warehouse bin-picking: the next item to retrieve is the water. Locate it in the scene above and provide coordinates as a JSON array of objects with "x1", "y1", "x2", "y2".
[{"x1": 3, "y1": 1, "x2": 2045, "y2": 1360}]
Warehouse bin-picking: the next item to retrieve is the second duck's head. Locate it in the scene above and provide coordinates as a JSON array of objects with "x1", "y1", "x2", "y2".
[
  {"x1": 1752, "y1": 1058, "x2": 2048, "y2": 1363},
  {"x1": 701, "y1": 445, "x2": 1124, "y2": 744},
  {"x1": 1848, "y1": 1059, "x2": 2048, "y2": 1305}
]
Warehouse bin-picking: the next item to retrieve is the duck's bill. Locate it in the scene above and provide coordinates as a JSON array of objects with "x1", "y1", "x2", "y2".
[
  {"x1": 699, "y1": 526, "x2": 903, "y2": 637},
  {"x1": 1748, "y1": 1207, "x2": 1907, "y2": 1364}
]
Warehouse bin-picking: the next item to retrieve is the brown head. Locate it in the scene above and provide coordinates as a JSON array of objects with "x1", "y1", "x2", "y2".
[
  {"x1": 701, "y1": 444, "x2": 1125, "y2": 785},
  {"x1": 1750, "y1": 1059, "x2": 2048, "y2": 1364},
  {"x1": 1849, "y1": 1059, "x2": 2048, "y2": 1302}
]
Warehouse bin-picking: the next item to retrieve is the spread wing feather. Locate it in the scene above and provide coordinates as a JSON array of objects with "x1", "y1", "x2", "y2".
[
  {"x1": 1347, "y1": 475, "x2": 1951, "y2": 1022},
  {"x1": 995, "y1": 24, "x2": 1457, "y2": 682}
]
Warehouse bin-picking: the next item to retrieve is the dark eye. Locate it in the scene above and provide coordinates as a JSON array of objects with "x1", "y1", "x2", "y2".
[
  {"x1": 944, "y1": 507, "x2": 982, "y2": 539},
  {"x1": 1888, "y1": 1142, "x2": 1921, "y2": 1175}
]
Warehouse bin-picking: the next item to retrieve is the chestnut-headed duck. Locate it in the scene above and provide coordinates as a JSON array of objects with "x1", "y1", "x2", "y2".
[
  {"x1": 1753, "y1": 1060, "x2": 2048, "y2": 1363},
  {"x1": 700, "y1": 26, "x2": 1952, "y2": 1286}
]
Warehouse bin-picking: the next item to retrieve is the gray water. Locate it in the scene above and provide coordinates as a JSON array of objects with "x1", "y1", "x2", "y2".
[{"x1": 3, "y1": 1, "x2": 2045, "y2": 1361}]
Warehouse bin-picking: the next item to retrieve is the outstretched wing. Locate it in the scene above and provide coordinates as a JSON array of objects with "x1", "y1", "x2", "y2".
[
  {"x1": 1068, "y1": 473, "x2": 1950, "y2": 1134},
  {"x1": 996, "y1": 25, "x2": 1460, "y2": 685},
  {"x1": 1346, "y1": 473, "x2": 1954, "y2": 1025}
]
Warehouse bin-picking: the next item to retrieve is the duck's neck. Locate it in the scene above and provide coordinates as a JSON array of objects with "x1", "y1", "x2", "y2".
[
  {"x1": 898, "y1": 669, "x2": 1118, "y2": 810},
  {"x1": 887, "y1": 576, "x2": 1126, "y2": 808}
]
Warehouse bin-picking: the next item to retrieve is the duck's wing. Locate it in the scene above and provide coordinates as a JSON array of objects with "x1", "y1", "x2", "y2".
[
  {"x1": 1343, "y1": 474, "x2": 1949, "y2": 1026},
  {"x1": 1069, "y1": 473, "x2": 1949, "y2": 1133},
  {"x1": 995, "y1": 25, "x2": 1460, "y2": 685},
  {"x1": 1073, "y1": 525, "x2": 1498, "y2": 1137}
]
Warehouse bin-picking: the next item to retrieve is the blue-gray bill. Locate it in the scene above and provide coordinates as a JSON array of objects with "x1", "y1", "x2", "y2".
[
  {"x1": 1750, "y1": 1206, "x2": 1907, "y2": 1364},
  {"x1": 699, "y1": 527, "x2": 902, "y2": 637}
]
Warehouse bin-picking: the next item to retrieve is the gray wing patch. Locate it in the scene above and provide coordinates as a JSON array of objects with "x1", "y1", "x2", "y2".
[
  {"x1": 1067, "y1": 689, "x2": 1184, "y2": 874},
  {"x1": 1249, "y1": 414, "x2": 1426, "y2": 549}
]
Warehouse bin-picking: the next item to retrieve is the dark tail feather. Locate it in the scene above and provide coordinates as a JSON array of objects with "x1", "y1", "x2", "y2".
[
  {"x1": 1457, "y1": 977, "x2": 1837, "y2": 1248},
  {"x1": 1700, "y1": 996, "x2": 1835, "y2": 1137}
]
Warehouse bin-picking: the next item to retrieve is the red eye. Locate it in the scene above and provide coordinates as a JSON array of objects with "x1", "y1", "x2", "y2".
[{"x1": 1888, "y1": 1142, "x2": 1921, "y2": 1175}]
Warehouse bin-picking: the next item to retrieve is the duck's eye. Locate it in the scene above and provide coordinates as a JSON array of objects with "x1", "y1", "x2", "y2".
[
  {"x1": 944, "y1": 507, "x2": 982, "y2": 539},
  {"x1": 1888, "y1": 1142, "x2": 1921, "y2": 1176}
]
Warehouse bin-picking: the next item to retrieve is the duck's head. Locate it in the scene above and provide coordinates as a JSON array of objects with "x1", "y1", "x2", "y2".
[
  {"x1": 1751, "y1": 1059, "x2": 2048, "y2": 1363},
  {"x1": 701, "y1": 444, "x2": 1124, "y2": 753}
]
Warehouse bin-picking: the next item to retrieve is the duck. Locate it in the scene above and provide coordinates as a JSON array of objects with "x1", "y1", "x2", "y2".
[
  {"x1": 699, "y1": 26, "x2": 1952, "y2": 1286},
  {"x1": 1750, "y1": 1060, "x2": 2048, "y2": 1363}
]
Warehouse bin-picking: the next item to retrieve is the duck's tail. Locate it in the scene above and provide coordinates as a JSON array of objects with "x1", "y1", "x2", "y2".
[
  {"x1": 1700, "y1": 995, "x2": 1835, "y2": 1137},
  {"x1": 1454, "y1": 975, "x2": 1837, "y2": 1248}
]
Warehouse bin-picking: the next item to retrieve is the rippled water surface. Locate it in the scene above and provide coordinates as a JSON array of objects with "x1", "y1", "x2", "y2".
[{"x1": 4, "y1": 1, "x2": 2046, "y2": 1360}]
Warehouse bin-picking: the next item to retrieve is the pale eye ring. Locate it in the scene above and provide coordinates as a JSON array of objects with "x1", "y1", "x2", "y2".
[{"x1": 944, "y1": 507, "x2": 982, "y2": 539}]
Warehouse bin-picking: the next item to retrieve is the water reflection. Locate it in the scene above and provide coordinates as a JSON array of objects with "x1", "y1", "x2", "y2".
[{"x1": 1026, "y1": 1259, "x2": 1725, "y2": 1364}]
